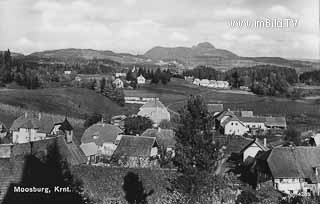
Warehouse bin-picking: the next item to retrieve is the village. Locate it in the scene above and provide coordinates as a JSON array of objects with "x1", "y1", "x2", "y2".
[{"x1": 0, "y1": 68, "x2": 320, "y2": 204}]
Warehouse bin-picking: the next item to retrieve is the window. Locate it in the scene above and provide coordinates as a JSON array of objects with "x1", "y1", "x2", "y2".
[
  {"x1": 235, "y1": 123, "x2": 238, "y2": 126},
  {"x1": 231, "y1": 122, "x2": 233, "y2": 126}
]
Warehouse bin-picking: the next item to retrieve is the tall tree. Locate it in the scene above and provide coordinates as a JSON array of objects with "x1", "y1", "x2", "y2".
[
  {"x1": 124, "y1": 116, "x2": 153, "y2": 135},
  {"x1": 173, "y1": 95, "x2": 221, "y2": 200}
]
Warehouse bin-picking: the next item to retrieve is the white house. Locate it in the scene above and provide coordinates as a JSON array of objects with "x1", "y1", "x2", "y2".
[
  {"x1": 256, "y1": 147, "x2": 320, "y2": 196},
  {"x1": 199, "y1": 79, "x2": 210, "y2": 87},
  {"x1": 113, "y1": 78, "x2": 124, "y2": 88},
  {"x1": 215, "y1": 110, "x2": 249, "y2": 136},
  {"x1": 64, "y1": 70, "x2": 72, "y2": 75},
  {"x1": 137, "y1": 99, "x2": 170, "y2": 125},
  {"x1": 137, "y1": 75, "x2": 146, "y2": 84},
  {"x1": 240, "y1": 117, "x2": 268, "y2": 131},
  {"x1": 193, "y1": 78, "x2": 201, "y2": 86},
  {"x1": 115, "y1": 72, "x2": 127, "y2": 78},
  {"x1": 208, "y1": 80, "x2": 218, "y2": 88},
  {"x1": 241, "y1": 138, "x2": 268, "y2": 161},
  {"x1": 216, "y1": 81, "x2": 225, "y2": 88},
  {"x1": 10, "y1": 113, "x2": 74, "y2": 144}
]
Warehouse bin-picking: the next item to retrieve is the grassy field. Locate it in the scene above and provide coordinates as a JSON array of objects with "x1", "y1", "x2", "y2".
[{"x1": 0, "y1": 88, "x2": 139, "y2": 120}]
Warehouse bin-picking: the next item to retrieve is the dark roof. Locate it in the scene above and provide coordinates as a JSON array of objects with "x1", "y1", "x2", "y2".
[
  {"x1": 266, "y1": 147, "x2": 320, "y2": 182},
  {"x1": 241, "y1": 138, "x2": 269, "y2": 153},
  {"x1": 10, "y1": 113, "x2": 69, "y2": 134},
  {"x1": 141, "y1": 128, "x2": 176, "y2": 149},
  {"x1": 207, "y1": 104, "x2": 223, "y2": 113},
  {"x1": 81, "y1": 123, "x2": 123, "y2": 146},
  {"x1": 216, "y1": 110, "x2": 237, "y2": 121},
  {"x1": 223, "y1": 136, "x2": 253, "y2": 154},
  {"x1": 113, "y1": 136, "x2": 158, "y2": 157},
  {"x1": 58, "y1": 118, "x2": 73, "y2": 131}
]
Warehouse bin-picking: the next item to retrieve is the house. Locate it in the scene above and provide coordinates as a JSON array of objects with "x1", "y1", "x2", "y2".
[
  {"x1": 241, "y1": 138, "x2": 268, "y2": 162},
  {"x1": 193, "y1": 78, "x2": 201, "y2": 86},
  {"x1": 141, "y1": 128, "x2": 176, "y2": 155},
  {"x1": 137, "y1": 75, "x2": 146, "y2": 84},
  {"x1": 255, "y1": 147, "x2": 320, "y2": 196},
  {"x1": 216, "y1": 81, "x2": 225, "y2": 88},
  {"x1": 199, "y1": 79, "x2": 210, "y2": 87},
  {"x1": 10, "y1": 113, "x2": 74, "y2": 144},
  {"x1": 310, "y1": 133, "x2": 320, "y2": 146},
  {"x1": 137, "y1": 99, "x2": 170, "y2": 125},
  {"x1": 64, "y1": 70, "x2": 72, "y2": 75},
  {"x1": 112, "y1": 135, "x2": 159, "y2": 168},
  {"x1": 80, "y1": 142, "x2": 99, "y2": 164},
  {"x1": 112, "y1": 78, "x2": 124, "y2": 88},
  {"x1": 81, "y1": 122, "x2": 123, "y2": 158},
  {"x1": 207, "y1": 104, "x2": 224, "y2": 116},
  {"x1": 208, "y1": 80, "x2": 218, "y2": 88},
  {"x1": 215, "y1": 110, "x2": 249, "y2": 136},
  {"x1": 240, "y1": 117, "x2": 268, "y2": 132},
  {"x1": 184, "y1": 76, "x2": 194, "y2": 83}
]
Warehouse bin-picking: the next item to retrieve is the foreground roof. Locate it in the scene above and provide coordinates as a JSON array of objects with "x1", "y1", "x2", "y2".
[
  {"x1": 266, "y1": 147, "x2": 320, "y2": 183},
  {"x1": 113, "y1": 135, "x2": 158, "y2": 157},
  {"x1": 141, "y1": 128, "x2": 176, "y2": 148},
  {"x1": 80, "y1": 142, "x2": 99, "y2": 157},
  {"x1": 81, "y1": 123, "x2": 123, "y2": 146}
]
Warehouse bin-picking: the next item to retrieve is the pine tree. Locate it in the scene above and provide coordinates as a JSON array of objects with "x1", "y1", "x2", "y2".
[{"x1": 173, "y1": 95, "x2": 221, "y2": 198}]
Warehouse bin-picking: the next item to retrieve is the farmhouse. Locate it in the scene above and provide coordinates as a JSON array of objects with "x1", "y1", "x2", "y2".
[
  {"x1": 115, "y1": 72, "x2": 127, "y2": 78},
  {"x1": 208, "y1": 80, "x2": 218, "y2": 88},
  {"x1": 10, "y1": 113, "x2": 74, "y2": 144},
  {"x1": 137, "y1": 74, "x2": 146, "y2": 84},
  {"x1": 240, "y1": 117, "x2": 268, "y2": 131},
  {"x1": 265, "y1": 117, "x2": 287, "y2": 130},
  {"x1": 81, "y1": 122, "x2": 123, "y2": 158},
  {"x1": 141, "y1": 128, "x2": 176, "y2": 154},
  {"x1": 241, "y1": 138, "x2": 268, "y2": 162},
  {"x1": 137, "y1": 99, "x2": 170, "y2": 125},
  {"x1": 184, "y1": 76, "x2": 194, "y2": 83},
  {"x1": 193, "y1": 78, "x2": 200, "y2": 86},
  {"x1": 199, "y1": 79, "x2": 210, "y2": 87},
  {"x1": 112, "y1": 78, "x2": 124, "y2": 88},
  {"x1": 113, "y1": 135, "x2": 159, "y2": 168},
  {"x1": 215, "y1": 110, "x2": 249, "y2": 136},
  {"x1": 255, "y1": 147, "x2": 320, "y2": 196},
  {"x1": 80, "y1": 142, "x2": 99, "y2": 164}
]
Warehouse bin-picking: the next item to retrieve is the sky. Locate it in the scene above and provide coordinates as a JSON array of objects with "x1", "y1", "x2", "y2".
[{"x1": 0, "y1": 0, "x2": 319, "y2": 59}]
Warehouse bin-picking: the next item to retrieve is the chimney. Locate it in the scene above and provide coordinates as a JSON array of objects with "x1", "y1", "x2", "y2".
[
  {"x1": 158, "y1": 127, "x2": 161, "y2": 132},
  {"x1": 315, "y1": 167, "x2": 318, "y2": 176},
  {"x1": 264, "y1": 138, "x2": 267, "y2": 147},
  {"x1": 25, "y1": 112, "x2": 28, "y2": 118},
  {"x1": 38, "y1": 112, "x2": 41, "y2": 120},
  {"x1": 101, "y1": 117, "x2": 105, "y2": 127}
]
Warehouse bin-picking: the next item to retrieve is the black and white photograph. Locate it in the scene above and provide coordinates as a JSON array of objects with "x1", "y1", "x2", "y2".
[{"x1": 0, "y1": 0, "x2": 319, "y2": 203}]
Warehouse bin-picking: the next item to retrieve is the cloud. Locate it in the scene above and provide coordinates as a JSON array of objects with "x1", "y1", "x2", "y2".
[
  {"x1": 267, "y1": 5, "x2": 298, "y2": 17},
  {"x1": 169, "y1": 32, "x2": 189, "y2": 42}
]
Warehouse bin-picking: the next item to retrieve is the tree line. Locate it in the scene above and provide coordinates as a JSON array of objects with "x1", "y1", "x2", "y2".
[
  {"x1": 0, "y1": 50, "x2": 40, "y2": 89},
  {"x1": 183, "y1": 65, "x2": 299, "y2": 96},
  {"x1": 299, "y1": 70, "x2": 320, "y2": 85}
]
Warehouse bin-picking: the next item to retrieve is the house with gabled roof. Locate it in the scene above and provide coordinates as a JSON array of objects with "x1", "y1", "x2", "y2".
[
  {"x1": 112, "y1": 135, "x2": 159, "y2": 168},
  {"x1": 141, "y1": 128, "x2": 175, "y2": 154},
  {"x1": 137, "y1": 74, "x2": 146, "y2": 84},
  {"x1": 215, "y1": 110, "x2": 249, "y2": 136},
  {"x1": 137, "y1": 99, "x2": 170, "y2": 126},
  {"x1": 241, "y1": 138, "x2": 268, "y2": 162},
  {"x1": 255, "y1": 147, "x2": 320, "y2": 196},
  {"x1": 81, "y1": 122, "x2": 123, "y2": 159},
  {"x1": 10, "y1": 113, "x2": 74, "y2": 144}
]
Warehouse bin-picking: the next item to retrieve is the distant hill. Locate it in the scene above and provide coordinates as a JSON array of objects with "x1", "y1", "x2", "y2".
[
  {"x1": 144, "y1": 42, "x2": 320, "y2": 72},
  {"x1": 28, "y1": 48, "x2": 149, "y2": 64},
  {"x1": 144, "y1": 42, "x2": 239, "y2": 65},
  {"x1": 8, "y1": 42, "x2": 319, "y2": 72}
]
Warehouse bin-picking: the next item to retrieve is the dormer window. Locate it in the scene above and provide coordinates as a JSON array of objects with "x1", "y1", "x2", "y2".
[{"x1": 93, "y1": 135, "x2": 99, "y2": 140}]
